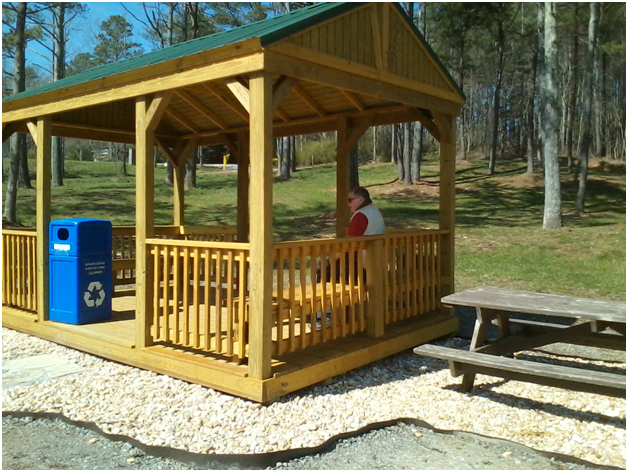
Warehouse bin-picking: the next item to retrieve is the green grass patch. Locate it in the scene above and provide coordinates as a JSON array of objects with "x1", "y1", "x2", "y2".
[{"x1": 4, "y1": 157, "x2": 625, "y2": 300}]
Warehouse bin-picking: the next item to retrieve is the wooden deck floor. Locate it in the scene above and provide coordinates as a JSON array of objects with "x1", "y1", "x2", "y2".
[{"x1": 3, "y1": 288, "x2": 458, "y2": 402}]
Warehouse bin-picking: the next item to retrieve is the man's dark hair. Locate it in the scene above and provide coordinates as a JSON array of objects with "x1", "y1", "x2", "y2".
[{"x1": 351, "y1": 186, "x2": 370, "y2": 200}]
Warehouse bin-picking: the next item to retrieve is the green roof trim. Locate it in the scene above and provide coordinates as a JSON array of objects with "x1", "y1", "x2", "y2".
[{"x1": 4, "y1": 2, "x2": 365, "y2": 104}]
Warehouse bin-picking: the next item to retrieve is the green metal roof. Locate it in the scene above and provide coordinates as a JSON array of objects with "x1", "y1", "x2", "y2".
[
  {"x1": 4, "y1": 2, "x2": 463, "y2": 105},
  {"x1": 4, "y1": 2, "x2": 365, "y2": 103}
]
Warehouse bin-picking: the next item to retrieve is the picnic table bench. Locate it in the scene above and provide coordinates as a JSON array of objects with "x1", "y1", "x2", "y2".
[{"x1": 414, "y1": 286, "x2": 626, "y2": 398}]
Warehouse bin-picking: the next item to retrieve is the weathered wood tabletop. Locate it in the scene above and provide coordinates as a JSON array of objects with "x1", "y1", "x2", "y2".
[{"x1": 441, "y1": 286, "x2": 626, "y2": 323}]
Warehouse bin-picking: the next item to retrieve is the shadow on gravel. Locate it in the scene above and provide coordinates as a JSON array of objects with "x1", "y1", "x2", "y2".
[{"x1": 3, "y1": 411, "x2": 618, "y2": 470}]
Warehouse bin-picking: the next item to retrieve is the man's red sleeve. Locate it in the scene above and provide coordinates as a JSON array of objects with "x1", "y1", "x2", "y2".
[{"x1": 346, "y1": 212, "x2": 368, "y2": 236}]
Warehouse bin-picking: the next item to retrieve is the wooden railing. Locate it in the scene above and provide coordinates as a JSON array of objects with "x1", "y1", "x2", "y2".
[
  {"x1": 2, "y1": 229, "x2": 38, "y2": 312},
  {"x1": 143, "y1": 229, "x2": 445, "y2": 360},
  {"x1": 272, "y1": 238, "x2": 368, "y2": 355},
  {"x1": 147, "y1": 239, "x2": 250, "y2": 360},
  {"x1": 384, "y1": 230, "x2": 444, "y2": 323},
  {"x1": 112, "y1": 225, "x2": 237, "y2": 287}
]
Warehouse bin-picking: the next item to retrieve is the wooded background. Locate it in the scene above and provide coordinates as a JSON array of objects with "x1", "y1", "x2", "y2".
[{"x1": 2, "y1": 2, "x2": 626, "y2": 226}]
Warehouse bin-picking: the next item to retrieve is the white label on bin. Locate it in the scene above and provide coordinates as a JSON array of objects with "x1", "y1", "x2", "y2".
[{"x1": 53, "y1": 243, "x2": 71, "y2": 251}]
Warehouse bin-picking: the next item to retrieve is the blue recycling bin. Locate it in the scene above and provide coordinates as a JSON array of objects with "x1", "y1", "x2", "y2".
[{"x1": 49, "y1": 218, "x2": 112, "y2": 324}]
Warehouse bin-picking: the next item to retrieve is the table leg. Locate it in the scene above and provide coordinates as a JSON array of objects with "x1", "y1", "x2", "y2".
[{"x1": 462, "y1": 307, "x2": 491, "y2": 392}]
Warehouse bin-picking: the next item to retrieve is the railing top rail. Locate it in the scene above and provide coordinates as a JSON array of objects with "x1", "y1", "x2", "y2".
[
  {"x1": 272, "y1": 228, "x2": 448, "y2": 250},
  {"x1": 112, "y1": 225, "x2": 238, "y2": 235},
  {"x1": 146, "y1": 238, "x2": 250, "y2": 251},
  {"x1": 2, "y1": 228, "x2": 37, "y2": 236}
]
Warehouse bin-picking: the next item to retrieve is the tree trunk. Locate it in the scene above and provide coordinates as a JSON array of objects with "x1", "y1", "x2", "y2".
[
  {"x1": 402, "y1": 122, "x2": 412, "y2": 185},
  {"x1": 566, "y1": 3, "x2": 579, "y2": 173},
  {"x1": 4, "y1": 2, "x2": 28, "y2": 223},
  {"x1": 489, "y1": 22, "x2": 505, "y2": 176},
  {"x1": 349, "y1": 147, "x2": 359, "y2": 189},
  {"x1": 279, "y1": 136, "x2": 291, "y2": 181},
  {"x1": 411, "y1": 122, "x2": 421, "y2": 182},
  {"x1": 576, "y1": 3, "x2": 598, "y2": 214},
  {"x1": 52, "y1": 4, "x2": 66, "y2": 187},
  {"x1": 184, "y1": 147, "x2": 198, "y2": 190},
  {"x1": 542, "y1": 2, "x2": 562, "y2": 230}
]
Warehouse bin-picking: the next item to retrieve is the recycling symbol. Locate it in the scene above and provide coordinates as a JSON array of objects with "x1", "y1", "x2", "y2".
[{"x1": 84, "y1": 281, "x2": 106, "y2": 307}]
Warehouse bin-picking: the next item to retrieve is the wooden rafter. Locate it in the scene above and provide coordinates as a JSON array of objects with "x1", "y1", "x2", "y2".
[
  {"x1": 165, "y1": 106, "x2": 201, "y2": 134},
  {"x1": 274, "y1": 107, "x2": 291, "y2": 122},
  {"x1": 412, "y1": 108, "x2": 441, "y2": 142},
  {"x1": 226, "y1": 77, "x2": 251, "y2": 112},
  {"x1": 341, "y1": 89, "x2": 367, "y2": 111},
  {"x1": 176, "y1": 89, "x2": 228, "y2": 130},
  {"x1": 2, "y1": 122, "x2": 20, "y2": 143},
  {"x1": 202, "y1": 82, "x2": 248, "y2": 120},
  {"x1": 272, "y1": 76, "x2": 294, "y2": 110},
  {"x1": 293, "y1": 83, "x2": 327, "y2": 117}
]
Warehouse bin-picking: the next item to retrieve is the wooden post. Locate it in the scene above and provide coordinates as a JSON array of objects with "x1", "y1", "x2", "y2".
[
  {"x1": 135, "y1": 93, "x2": 170, "y2": 349},
  {"x1": 173, "y1": 163, "x2": 185, "y2": 226},
  {"x1": 366, "y1": 238, "x2": 385, "y2": 338},
  {"x1": 336, "y1": 117, "x2": 350, "y2": 237},
  {"x1": 438, "y1": 114, "x2": 456, "y2": 301},
  {"x1": 247, "y1": 72, "x2": 273, "y2": 380},
  {"x1": 34, "y1": 116, "x2": 51, "y2": 322},
  {"x1": 135, "y1": 96, "x2": 155, "y2": 349},
  {"x1": 237, "y1": 131, "x2": 250, "y2": 242}
]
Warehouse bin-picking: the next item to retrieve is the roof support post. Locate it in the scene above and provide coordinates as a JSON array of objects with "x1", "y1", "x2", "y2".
[
  {"x1": 236, "y1": 131, "x2": 250, "y2": 242},
  {"x1": 135, "y1": 94, "x2": 169, "y2": 349},
  {"x1": 247, "y1": 72, "x2": 273, "y2": 380},
  {"x1": 33, "y1": 116, "x2": 51, "y2": 322},
  {"x1": 336, "y1": 117, "x2": 350, "y2": 237},
  {"x1": 173, "y1": 163, "x2": 185, "y2": 226},
  {"x1": 438, "y1": 114, "x2": 456, "y2": 303}
]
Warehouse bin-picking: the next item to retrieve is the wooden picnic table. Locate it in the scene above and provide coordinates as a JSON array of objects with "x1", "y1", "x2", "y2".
[{"x1": 414, "y1": 286, "x2": 626, "y2": 397}]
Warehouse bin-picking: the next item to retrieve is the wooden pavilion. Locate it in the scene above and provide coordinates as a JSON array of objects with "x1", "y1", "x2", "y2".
[{"x1": 2, "y1": 2, "x2": 463, "y2": 402}]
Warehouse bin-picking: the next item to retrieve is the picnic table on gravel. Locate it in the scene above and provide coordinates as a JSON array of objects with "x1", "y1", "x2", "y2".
[{"x1": 414, "y1": 286, "x2": 626, "y2": 398}]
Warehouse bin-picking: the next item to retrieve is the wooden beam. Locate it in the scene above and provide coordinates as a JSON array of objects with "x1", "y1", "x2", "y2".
[
  {"x1": 412, "y1": 108, "x2": 441, "y2": 142},
  {"x1": 382, "y1": 3, "x2": 390, "y2": 70},
  {"x1": 226, "y1": 77, "x2": 251, "y2": 113},
  {"x1": 438, "y1": 114, "x2": 456, "y2": 301},
  {"x1": 26, "y1": 120, "x2": 38, "y2": 143},
  {"x1": 272, "y1": 76, "x2": 295, "y2": 110},
  {"x1": 165, "y1": 106, "x2": 201, "y2": 134},
  {"x1": 2, "y1": 122, "x2": 19, "y2": 143},
  {"x1": 173, "y1": 163, "x2": 185, "y2": 226},
  {"x1": 35, "y1": 116, "x2": 51, "y2": 323},
  {"x1": 433, "y1": 111, "x2": 453, "y2": 144},
  {"x1": 293, "y1": 83, "x2": 327, "y2": 117},
  {"x1": 247, "y1": 72, "x2": 273, "y2": 380},
  {"x1": 274, "y1": 107, "x2": 291, "y2": 122},
  {"x1": 135, "y1": 96, "x2": 157, "y2": 349},
  {"x1": 202, "y1": 82, "x2": 249, "y2": 121},
  {"x1": 341, "y1": 89, "x2": 367, "y2": 111},
  {"x1": 366, "y1": 238, "x2": 385, "y2": 338},
  {"x1": 265, "y1": 48, "x2": 462, "y2": 116},
  {"x1": 3, "y1": 45, "x2": 265, "y2": 122},
  {"x1": 145, "y1": 91, "x2": 173, "y2": 133},
  {"x1": 339, "y1": 113, "x2": 378, "y2": 156},
  {"x1": 176, "y1": 89, "x2": 228, "y2": 130}
]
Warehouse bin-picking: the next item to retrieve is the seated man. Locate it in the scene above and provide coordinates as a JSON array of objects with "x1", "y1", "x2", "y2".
[
  {"x1": 317, "y1": 186, "x2": 386, "y2": 285},
  {"x1": 346, "y1": 186, "x2": 385, "y2": 236}
]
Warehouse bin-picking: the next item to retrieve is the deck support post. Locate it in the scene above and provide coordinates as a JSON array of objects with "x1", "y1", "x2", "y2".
[
  {"x1": 135, "y1": 93, "x2": 171, "y2": 349},
  {"x1": 247, "y1": 72, "x2": 274, "y2": 380},
  {"x1": 437, "y1": 114, "x2": 456, "y2": 301},
  {"x1": 33, "y1": 116, "x2": 51, "y2": 322},
  {"x1": 336, "y1": 117, "x2": 350, "y2": 237},
  {"x1": 236, "y1": 131, "x2": 250, "y2": 242},
  {"x1": 366, "y1": 238, "x2": 386, "y2": 338}
]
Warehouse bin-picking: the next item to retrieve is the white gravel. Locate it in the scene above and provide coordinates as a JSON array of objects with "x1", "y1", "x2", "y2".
[{"x1": 2, "y1": 327, "x2": 625, "y2": 468}]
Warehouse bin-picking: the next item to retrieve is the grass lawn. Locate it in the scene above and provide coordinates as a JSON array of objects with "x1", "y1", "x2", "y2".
[{"x1": 5, "y1": 156, "x2": 625, "y2": 300}]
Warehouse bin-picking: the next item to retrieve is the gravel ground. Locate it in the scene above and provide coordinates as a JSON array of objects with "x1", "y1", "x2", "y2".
[{"x1": 2, "y1": 327, "x2": 626, "y2": 469}]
